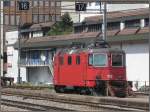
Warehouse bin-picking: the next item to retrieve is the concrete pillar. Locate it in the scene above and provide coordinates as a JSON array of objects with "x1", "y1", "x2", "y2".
[
  {"x1": 29, "y1": 32, "x2": 32, "y2": 38},
  {"x1": 102, "y1": 23, "x2": 104, "y2": 32},
  {"x1": 140, "y1": 19, "x2": 145, "y2": 28},
  {"x1": 120, "y1": 22, "x2": 125, "y2": 30}
]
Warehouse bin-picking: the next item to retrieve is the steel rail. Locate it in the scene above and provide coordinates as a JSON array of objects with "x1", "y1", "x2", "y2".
[
  {"x1": 1, "y1": 98, "x2": 75, "y2": 111},
  {"x1": 2, "y1": 92, "x2": 147, "y2": 111}
]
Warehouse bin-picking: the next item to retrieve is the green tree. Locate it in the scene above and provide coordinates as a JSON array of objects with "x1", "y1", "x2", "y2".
[{"x1": 47, "y1": 12, "x2": 73, "y2": 36}]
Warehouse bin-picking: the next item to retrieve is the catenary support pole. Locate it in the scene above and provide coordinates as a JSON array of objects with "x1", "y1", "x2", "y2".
[
  {"x1": 102, "y1": 2, "x2": 107, "y2": 41},
  {"x1": 0, "y1": 0, "x2": 4, "y2": 77},
  {"x1": 18, "y1": 18, "x2": 21, "y2": 84},
  {"x1": 0, "y1": 0, "x2": 4, "y2": 110}
]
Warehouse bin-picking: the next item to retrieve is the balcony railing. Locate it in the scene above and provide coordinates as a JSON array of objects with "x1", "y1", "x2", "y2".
[{"x1": 20, "y1": 58, "x2": 52, "y2": 67}]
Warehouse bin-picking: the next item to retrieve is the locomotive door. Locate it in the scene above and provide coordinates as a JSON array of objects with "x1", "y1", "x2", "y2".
[{"x1": 82, "y1": 54, "x2": 87, "y2": 87}]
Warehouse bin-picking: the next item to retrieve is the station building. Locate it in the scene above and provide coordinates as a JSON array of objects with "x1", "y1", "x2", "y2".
[
  {"x1": 3, "y1": 0, "x2": 61, "y2": 80},
  {"x1": 12, "y1": 8, "x2": 149, "y2": 87},
  {"x1": 2, "y1": 1, "x2": 148, "y2": 83},
  {"x1": 79, "y1": 2, "x2": 148, "y2": 21}
]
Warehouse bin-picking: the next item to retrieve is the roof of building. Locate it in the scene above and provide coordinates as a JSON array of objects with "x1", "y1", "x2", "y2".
[
  {"x1": 20, "y1": 22, "x2": 55, "y2": 33},
  {"x1": 30, "y1": 22, "x2": 55, "y2": 29},
  {"x1": 74, "y1": 8, "x2": 149, "y2": 26},
  {"x1": 14, "y1": 26, "x2": 149, "y2": 49}
]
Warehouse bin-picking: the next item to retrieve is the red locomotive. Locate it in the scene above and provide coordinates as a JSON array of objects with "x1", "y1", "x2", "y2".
[{"x1": 53, "y1": 42, "x2": 132, "y2": 97}]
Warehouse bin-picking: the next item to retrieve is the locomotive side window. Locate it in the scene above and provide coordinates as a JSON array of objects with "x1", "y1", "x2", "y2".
[
  {"x1": 68, "y1": 56, "x2": 72, "y2": 65},
  {"x1": 112, "y1": 53, "x2": 123, "y2": 67},
  {"x1": 76, "y1": 56, "x2": 80, "y2": 65},
  {"x1": 88, "y1": 54, "x2": 93, "y2": 65},
  {"x1": 93, "y1": 54, "x2": 107, "y2": 66}
]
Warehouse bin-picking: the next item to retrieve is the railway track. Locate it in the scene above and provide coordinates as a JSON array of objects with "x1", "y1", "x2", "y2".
[
  {"x1": 2, "y1": 95, "x2": 144, "y2": 112},
  {"x1": 1, "y1": 89, "x2": 148, "y2": 111},
  {"x1": 1, "y1": 98, "x2": 73, "y2": 111}
]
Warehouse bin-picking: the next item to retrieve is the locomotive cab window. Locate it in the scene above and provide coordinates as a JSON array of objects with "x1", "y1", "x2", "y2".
[
  {"x1": 68, "y1": 56, "x2": 72, "y2": 65},
  {"x1": 112, "y1": 53, "x2": 123, "y2": 67},
  {"x1": 93, "y1": 54, "x2": 107, "y2": 66},
  {"x1": 88, "y1": 54, "x2": 93, "y2": 65},
  {"x1": 89, "y1": 54, "x2": 107, "y2": 66}
]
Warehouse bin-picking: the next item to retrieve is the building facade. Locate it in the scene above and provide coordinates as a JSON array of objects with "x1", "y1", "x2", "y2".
[
  {"x1": 61, "y1": 1, "x2": 80, "y2": 23},
  {"x1": 13, "y1": 8, "x2": 149, "y2": 88},
  {"x1": 74, "y1": 8, "x2": 149, "y2": 33},
  {"x1": 3, "y1": 0, "x2": 61, "y2": 80},
  {"x1": 80, "y1": 2, "x2": 148, "y2": 21},
  {"x1": 3, "y1": 0, "x2": 61, "y2": 27}
]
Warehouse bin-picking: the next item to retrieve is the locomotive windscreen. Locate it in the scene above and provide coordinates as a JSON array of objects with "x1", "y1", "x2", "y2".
[
  {"x1": 112, "y1": 53, "x2": 124, "y2": 67},
  {"x1": 89, "y1": 54, "x2": 107, "y2": 66}
]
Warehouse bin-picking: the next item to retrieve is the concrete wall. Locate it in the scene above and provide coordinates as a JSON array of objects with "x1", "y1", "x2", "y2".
[
  {"x1": 27, "y1": 66, "x2": 53, "y2": 85},
  {"x1": 6, "y1": 31, "x2": 26, "y2": 83},
  {"x1": 123, "y1": 43, "x2": 149, "y2": 81}
]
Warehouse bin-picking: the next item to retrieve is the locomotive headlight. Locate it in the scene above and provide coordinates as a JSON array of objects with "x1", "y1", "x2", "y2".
[{"x1": 107, "y1": 74, "x2": 112, "y2": 79}]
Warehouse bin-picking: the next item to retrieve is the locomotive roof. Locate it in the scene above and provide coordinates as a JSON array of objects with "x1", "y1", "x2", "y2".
[{"x1": 59, "y1": 48, "x2": 125, "y2": 55}]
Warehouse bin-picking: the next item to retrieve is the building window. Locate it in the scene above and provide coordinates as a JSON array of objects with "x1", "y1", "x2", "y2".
[
  {"x1": 107, "y1": 22, "x2": 120, "y2": 30},
  {"x1": 45, "y1": 15, "x2": 49, "y2": 22},
  {"x1": 4, "y1": 52, "x2": 7, "y2": 63},
  {"x1": 39, "y1": 14, "x2": 44, "y2": 22},
  {"x1": 56, "y1": 1, "x2": 61, "y2": 7},
  {"x1": 56, "y1": 15, "x2": 61, "y2": 21},
  {"x1": 88, "y1": 24, "x2": 101, "y2": 32},
  {"x1": 76, "y1": 56, "x2": 80, "y2": 65},
  {"x1": 68, "y1": 56, "x2": 72, "y2": 65},
  {"x1": 88, "y1": 2, "x2": 92, "y2": 6},
  {"x1": 145, "y1": 18, "x2": 149, "y2": 27},
  {"x1": 52, "y1": 15, "x2": 56, "y2": 22},
  {"x1": 4, "y1": 15, "x2": 9, "y2": 25},
  {"x1": 44, "y1": 1, "x2": 49, "y2": 6},
  {"x1": 16, "y1": 15, "x2": 20, "y2": 25},
  {"x1": 33, "y1": 14, "x2": 38, "y2": 23},
  {"x1": 51, "y1": 1, "x2": 55, "y2": 6},
  {"x1": 10, "y1": 15, "x2": 15, "y2": 25},
  {"x1": 95, "y1": 2, "x2": 100, "y2": 6},
  {"x1": 125, "y1": 19, "x2": 140, "y2": 28},
  {"x1": 4, "y1": 1, "x2": 10, "y2": 7},
  {"x1": 39, "y1": 0, "x2": 43, "y2": 7},
  {"x1": 33, "y1": 0, "x2": 38, "y2": 7},
  {"x1": 10, "y1": 1, "x2": 15, "y2": 7}
]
